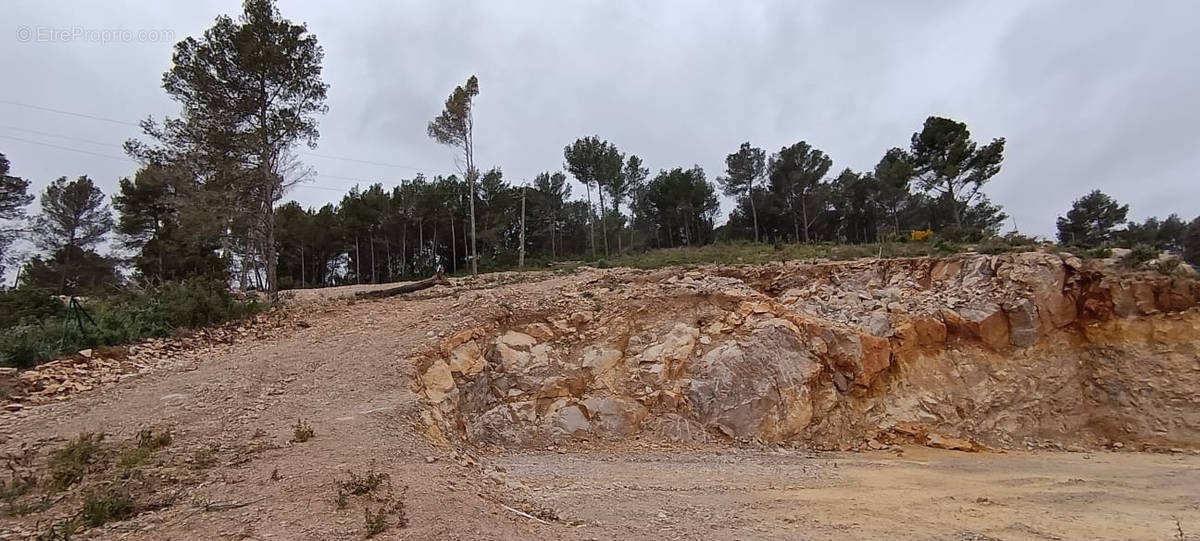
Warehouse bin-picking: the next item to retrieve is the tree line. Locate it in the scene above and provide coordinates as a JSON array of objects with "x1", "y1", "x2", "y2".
[{"x1": 1, "y1": 0, "x2": 1196, "y2": 299}]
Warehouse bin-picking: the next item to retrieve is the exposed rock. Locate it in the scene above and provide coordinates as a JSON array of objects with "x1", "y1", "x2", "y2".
[{"x1": 1004, "y1": 299, "x2": 1040, "y2": 347}]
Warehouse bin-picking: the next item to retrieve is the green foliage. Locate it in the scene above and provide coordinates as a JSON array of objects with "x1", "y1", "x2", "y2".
[
  {"x1": 113, "y1": 164, "x2": 228, "y2": 284},
  {"x1": 428, "y1": 75, "x2": 480, "y2": 275},
  {"x1": 1185, "y1": 217, "x2": 1200, "y2": 265},
  {"x1": 0, "y1": 279, "x2": 265, "y2": 368},
  {"x1": 48, "y1": 433, "x2": 105, "y2": 491},
  {"x1": 0, "y1": 152, "x2": 34, "y2": 276},
  {"x1": 118, "y1": 429, "x2": 172, "y2": 469},
  {"x1": 81, "y1": 489, "x2": 134, "y2": 527},
  {"x1": 638, "y1": 166, "x2": 719, "y2": 247},
  {"x1": 26, "y1": 176, "x2": 116, "y2": 295},
  {"x1": 1121, "y1": 244, "x2": 1160, "y2": 269},
  {"x1": 977, "y1": 237, "x2": 1012, "y2": 255},
  {"x1": 1056, "y1": 190, "x2": 1129, "y2": 247},
  {"x1": 909, "y1": 116, "x2": 1005, "y2": 230},
  {"x1": 0, "y1": 288, "x2": 64, "y2": 328},
  {"x1": 19, "y1": 246, "x2": 119, "y2": 296},
  {"x1": 768, "y1": 140, "x2": 833, "y2": 243}
]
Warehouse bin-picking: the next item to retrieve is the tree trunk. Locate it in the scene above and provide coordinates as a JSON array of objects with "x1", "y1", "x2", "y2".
[
  {"x1": 370, "y1": 234, "x2": 377, "y2": 284},
  {"x1": 749, "y1": 182, "x2": 760, "y2": 243},
  {"x1": 800, "y1": 193, "x2": 810, "y2": 243},
  {"x1": 585, "y1": 182, "x2": 596, "y2": 258},
  {"x1": 598, "y1": 189, "x2": 610, "y2": 256},
  {"x1": 468, "y1": 168, "x2": 478, "y2": 276},
  {"x1": 355, "y1": 236, "x2": 361, "y2": 284},
  {"x1": 519, "y1": 185, "x2": 526, "y2": 268},
  {"x1": 449, "y1": 211, "x2": 456, "y2": 275},
  {"x1": 355, "y1": 272, "x2": 451, "y2": 300},
  {"x1": 384, "y1": 236, "x2": 392, "y2": 282}
]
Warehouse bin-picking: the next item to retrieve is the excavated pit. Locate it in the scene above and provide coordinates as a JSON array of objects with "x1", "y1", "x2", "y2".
[{"x1": 415, "y1": 252, "x2": 1200, "y2": 451}]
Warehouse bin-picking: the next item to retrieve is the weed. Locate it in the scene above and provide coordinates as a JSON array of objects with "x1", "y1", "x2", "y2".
[
  {"x1": 191, "y1": 447, "x2": 217, "y2": 469},
  {"x1": 117, "y1": 428, "x2": 172, "y2": 469},
  {"x1": 1157, "y1": 258, "x2": 1183, "y2": 276},
  {"x1": 292, "y1": 419, "x2": 315, "y2": 443},
  {"x1": 339, "y1": 470, "x2": 389, "y2": 496},
  {"x1": 335, "y1": 489, "x2": 349, "y2": 509},
  {"x1": 48, "y1": 433, "x2": 104, "y2": 491},
  {"x1": 34, "y1": 517, "x2": 80, "y2": 541},
  {"x1": 81, "y1": 488, "x2": 135, "y2": 527},
  {"x1": 4, "y1": 494, "x2": 54, "y2": 517},
  {"x1": 977, "y1": 237, "x2": 1012, "y2": 255},
  {"x1": 270, "y1": 467, "x2": 281, "y2": 481},
  {"x1": 135, "y1": 429, "x2": 172, "y2": 451},
  {"x1": 363, "y1": 506, "x2": 388, "y2": 537}
]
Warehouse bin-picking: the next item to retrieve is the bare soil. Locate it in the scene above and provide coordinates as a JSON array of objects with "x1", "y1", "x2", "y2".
[{"x1": 2, "y1": 264, "x2": 1199, "y2": 540}]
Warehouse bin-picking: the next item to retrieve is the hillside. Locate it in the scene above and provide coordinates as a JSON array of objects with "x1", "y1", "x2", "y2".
[{"x1": 2, "y1": 251, "x2": 1199, "y2": 540}]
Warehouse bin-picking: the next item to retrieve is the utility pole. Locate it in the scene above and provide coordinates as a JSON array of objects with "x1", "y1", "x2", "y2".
[{"x1": 519, "y1": 184, "x2": 526, "y2": 269}]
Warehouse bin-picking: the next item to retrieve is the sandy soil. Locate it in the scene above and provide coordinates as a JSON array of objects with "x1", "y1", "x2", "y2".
[{"x1": 1, "y1": 272, "x2": 1198, "y2": 540}]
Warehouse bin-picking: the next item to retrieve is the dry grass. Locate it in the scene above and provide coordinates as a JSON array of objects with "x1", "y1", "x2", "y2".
[{"x1": 292, "y1": 419, "x2": 315, "y2": 443}]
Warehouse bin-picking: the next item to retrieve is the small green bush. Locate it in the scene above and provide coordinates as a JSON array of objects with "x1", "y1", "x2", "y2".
[
  {"x1": 977, "y1": 237, "x2": 1011, "y2": 255},
  {"x1": 48, "y1": 433, "x2": 105, "y2": 491},
  {"x1": 1122, "y1": 244, "x2": 1159, "y2": 269},
  {"x1": 81, "y1": 489, "x2": 134, "y2": 527}
]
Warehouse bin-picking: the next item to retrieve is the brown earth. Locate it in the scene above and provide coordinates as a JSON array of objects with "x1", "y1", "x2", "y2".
[{"x1": 1, "y1": 251, "x2": 1199, "y2": 540}]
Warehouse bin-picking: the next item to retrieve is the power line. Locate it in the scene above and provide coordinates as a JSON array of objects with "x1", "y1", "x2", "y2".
[
  {"x1": 0, "y1": 124, "x2": 122, "y2": 148},
  {"x1": 0, "y1": 100, "x2": 141, "y2": 127},
  {"x1": 0, "y1": 99, "x2": 453, "y2": 173},
  {"x1": 0, "y1": 134, "x2": 132, "y2": 162},
  {"x1": 0, "y1": 131, "x2": 397, "y2": 194}
]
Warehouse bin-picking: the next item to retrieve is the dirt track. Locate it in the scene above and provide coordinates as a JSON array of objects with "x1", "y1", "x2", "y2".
[{"x1": 2, "y1": 268, "x2": 1199, "y2": 540}]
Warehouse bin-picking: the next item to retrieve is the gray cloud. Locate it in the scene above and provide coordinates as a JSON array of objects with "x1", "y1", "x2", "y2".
[{"x1": 2, "y1": 0, "x2": 1197, "y2": 248}]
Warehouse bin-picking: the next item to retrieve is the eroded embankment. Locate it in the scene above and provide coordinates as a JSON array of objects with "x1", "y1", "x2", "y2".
[{"x1": 414, "y1": 252, "x2": 1200, "y2": 451}]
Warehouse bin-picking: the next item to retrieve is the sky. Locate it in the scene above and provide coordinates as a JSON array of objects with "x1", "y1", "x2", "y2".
[{"x1": 3, "y1": 0, "x2": 1199, "y2": 247}]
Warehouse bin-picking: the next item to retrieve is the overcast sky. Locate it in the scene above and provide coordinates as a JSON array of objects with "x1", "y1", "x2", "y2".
[{"x1": 3, "y1": 0, "x2": 1198, "y2": 244}]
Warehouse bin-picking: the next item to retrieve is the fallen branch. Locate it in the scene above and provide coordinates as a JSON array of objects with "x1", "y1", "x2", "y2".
[
  {"x1": 201, "y1": 496, "x2": 267, "y2": 512},
  {"x1": 354, "y1": 273, "x2": 451, "y2": 300},
  {"x1": 500, "y1": 503, "x2": 552, "y2": 525}
]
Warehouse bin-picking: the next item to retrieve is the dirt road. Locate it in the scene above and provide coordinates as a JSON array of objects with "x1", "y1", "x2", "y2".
[{"x1": 2, "y1": 271, "x2": 1199, "y2": 540}]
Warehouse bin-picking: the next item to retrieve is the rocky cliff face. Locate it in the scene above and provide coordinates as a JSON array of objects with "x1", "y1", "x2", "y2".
[{"x1": 416, "y1": 252, "x2": 1200, "y2": 451}]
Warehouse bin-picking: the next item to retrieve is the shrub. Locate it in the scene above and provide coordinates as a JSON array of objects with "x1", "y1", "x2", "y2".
[
  {"x1": 292, "y1": 419, "x2": 315, "y2": 443},
  {"x1": 1121, "y1": 243, "x2": 1159, "y2": 269},
  {"x1": 81, "y1": 489, "x2": 134, "y2": 527},
  {"x1": 0, "y1": 288, "x2": 64, "y2": 329},
  {"x1": 0, "y1": 279, "x2": 266, "y2": 368},
  {"x1": 48, "y1": 433, "x2": 105, "y2": 491},
  {"x1": 977, "y1": 237, "x2": 1011, "y2": 255}
]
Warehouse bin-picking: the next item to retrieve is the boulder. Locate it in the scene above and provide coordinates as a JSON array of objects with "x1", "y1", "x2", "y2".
[
  {"x1": 581, "y1": 396, "x2": 647, "y2": 435},
  {"x1": 422, "y1": 360, "x2": 456, "y2": 403},
  {"x1": 447, "y1": 340, "x2": 486, "y2": 376},
  {"x1": 549, "y1": 405, "x2": 591, "y2": 438},
  {"x1": 1004, "y1": 299, "x2": 1040, "y2": 347},
  {"x1": 943, "y1": 304, "x2": 1010, "y2": 350}
]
